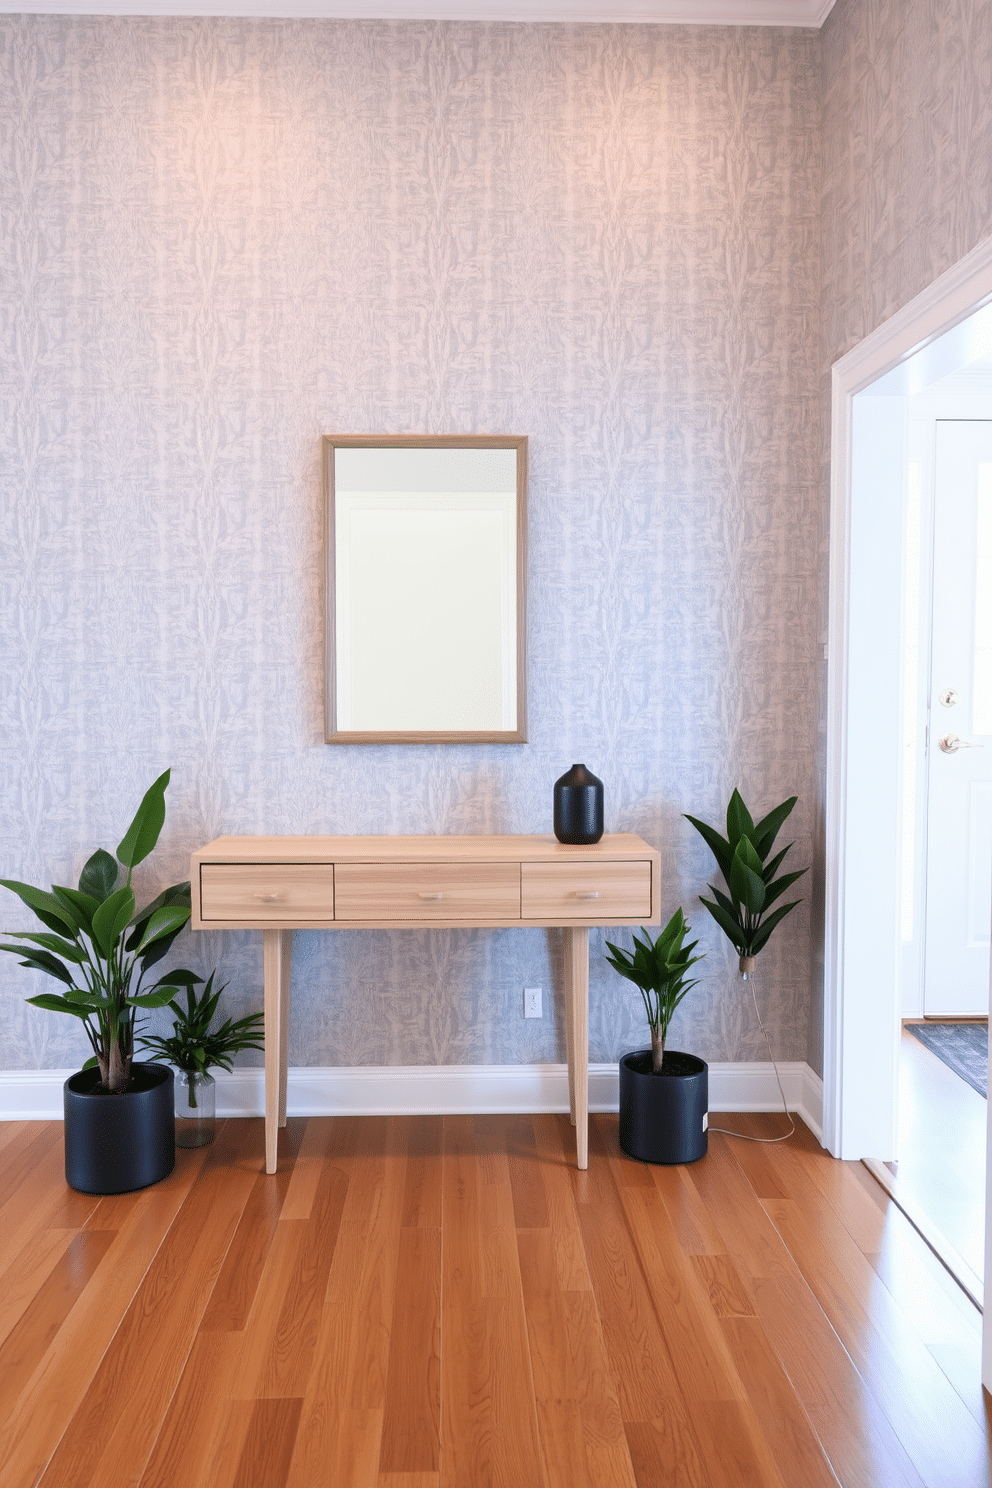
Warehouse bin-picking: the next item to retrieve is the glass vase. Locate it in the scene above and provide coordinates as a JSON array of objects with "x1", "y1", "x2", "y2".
[{"x1": 175, "y1": 1070, "x2": 216, "y2": 1148}]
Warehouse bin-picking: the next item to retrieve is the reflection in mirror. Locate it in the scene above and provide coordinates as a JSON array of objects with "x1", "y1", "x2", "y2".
[{"x1": 323, "y1": 435, "x2": 527, "y2": 743}]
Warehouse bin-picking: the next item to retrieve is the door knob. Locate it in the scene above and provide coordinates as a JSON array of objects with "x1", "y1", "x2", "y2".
[
  {"x1": 938, "y1": 688, "x2": 959, "y2": 707},
  {"x1": 938, "y1": 732, "x2": 983, "y2": 754}
]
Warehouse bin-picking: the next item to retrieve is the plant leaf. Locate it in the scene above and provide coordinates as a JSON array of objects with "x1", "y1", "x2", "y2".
[
  {"x1": 684, "y1": 815, "x2": 733, "y2": 884},
  {"x1": 78, "y1": 849, "x2": 119, "y2": 903},
  {"x1": 726, "y1": 789, "x2": 755, "y2": 850},
  {"x1": 51, "y1": 885, "x2": 100, "y2": 934},
  {"x1": 125, "y1": 987, "x2": 177, "y2": 1008},
  {"x1": 729, "y1": 851, "x2": 766, "y2": 916},
  {"x1": 753, "y1": 796, "x2": 798, "y2": 857},
  {"x1": 748, "y1": 900, "x2": 802, "y2": 955},
  {"x1": 1, "y1": 944, "x2": 77, "y2": 985},
  {"x1": 90, "y1": 886, "x2": 137, "y2": 959},
  {"x1": 698, "y1": 896, "x2": 747, "y2": 953},
  {"x1": 136, "y1": 904, "x2": 190, "y2": 954},
  {"x1": 25, "y1": 991, "x2": 91, "y2": 1017},
  {"x1": 0, "y1": 879, "x2": 77, "y2": 936},
  {"x1": 117, "y1": 769, "x2": 171, "y2": 872},
  {"x1": 6, "y1": 931, "x2": 86, "y2": 964},
  {"x1": 762, "y1": 868, "x2": 808, "y2": 910}
]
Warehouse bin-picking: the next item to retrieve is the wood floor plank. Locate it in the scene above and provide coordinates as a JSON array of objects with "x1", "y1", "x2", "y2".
[
  {"x1": 379, "y1": 1226, "x2": 441, "y2": 1474},
  {"x1": 257, "y1": 1155, "x2": 349, "y2": 1398},
  {"x1": 138, "y1": 1331, "x2": 243, "y2": 1488},
  {"x1": 36, "y1": 1124, "x2": 264, "y2": 1488},
  {"x1": 0, "y1": 1226, "x2": 78, "y2": 1349},
  {"x1": 720, "y1": 1314, "x2": 846, "y2": 1488},
  {"x1": 0, "y1": 1179, "x2": 205, "y2": 1488},
  {"x1": 573, "y1": 1123, "x2": 688, "y2": 1422},
  {"x1": 438, "y1": 1116, "x2": 548, "y2": 1488},
  {"x1": 506, "y1": 1114, "x2": 549, "y2": 1229},
  {"x1": 271, "y1": 1117, "x2": 331, "y2": 1222},
  {"x1": 530, "y1": 1114, "x2": 594, "y2": 1293},
  {"x1": 0, "y1": 1137, "x2": 96, "y2": 1289},
  {"x1": 517, "y1": 1227, "x2": 634, "y2": 1488},
  {"x1": 401, "y1": 1116, "x2": 443, "y2": 1230},
  {"x1": 0, "y1": 1228, "x2": 116, "y2": 1431},
  {"x1": 284, "y1": 1119, "x2": 406, "y2": 1487},
  {"x1": 0, "y1": 1122, "x2": 62, "y2": 1209},
  {"x1": 231, "y1": 1397, "x2": 304, "y2": 1488}
]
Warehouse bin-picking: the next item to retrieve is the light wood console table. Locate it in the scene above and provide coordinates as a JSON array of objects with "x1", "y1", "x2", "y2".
[{"x1": 190, "y1": 833, "x2": 661, "y2": 1173}]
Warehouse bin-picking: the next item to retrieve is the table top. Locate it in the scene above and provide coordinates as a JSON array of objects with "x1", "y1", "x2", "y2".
[{"x1": 192, "y1": 832, "x2": 658, "y2": 864}]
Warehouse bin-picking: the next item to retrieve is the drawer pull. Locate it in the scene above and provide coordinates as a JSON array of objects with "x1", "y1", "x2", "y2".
[
  {"x1": 255, "y1": 893, "x2": 284, "y2": 903},
  {"x1": 572, "y1": 890, "x2": 599, "y2": 900},
  {"x1": 418, "y1": 891, "x2": 444, "y2": 901}
]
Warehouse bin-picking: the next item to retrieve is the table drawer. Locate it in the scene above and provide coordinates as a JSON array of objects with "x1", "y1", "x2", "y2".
[
  {"x1": 334, "y1": 863, "x2": 520, "y2": 921},
  {"x1": 520, "y1": 861, "x2": 652, "y2": 920},
  {"x1": 199, "y1": 864, "x2": 335, "y2": 921}
]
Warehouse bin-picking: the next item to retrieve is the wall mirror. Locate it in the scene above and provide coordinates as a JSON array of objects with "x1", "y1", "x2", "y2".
[{"x1": 323, "y1": 434, "x2": 527, "y2": 744}]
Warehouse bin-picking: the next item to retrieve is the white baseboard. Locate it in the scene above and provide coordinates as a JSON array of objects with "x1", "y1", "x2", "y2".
[{"x1": 0, "y1": 1059, "x2": 824, "y2": 1141}]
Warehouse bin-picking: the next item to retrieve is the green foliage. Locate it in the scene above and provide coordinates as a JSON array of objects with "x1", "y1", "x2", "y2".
[
  {"x1": 138, "y1": 972, "x2": 264, "y2": 1077},
  {"x1": 605, "y1": 908, "x2": 705, "y2": 1066},
  {"x1": 685, "y1": 789, "x2": 807, "y2": 966},
  {"x1": 1, "y1": 770, "x2": 194, "y2": 1092}
]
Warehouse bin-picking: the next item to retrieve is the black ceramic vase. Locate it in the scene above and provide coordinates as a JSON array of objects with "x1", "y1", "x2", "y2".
[
  {"x1": 63, "y1": 1061, "x2": 175, "y2": 1194},
  {"x1": 553, "y1": 763, "x2": 604, "y2": 844},
  {"x1": 618, "y1": 1050, "x2": 708, "y2": 1164}
]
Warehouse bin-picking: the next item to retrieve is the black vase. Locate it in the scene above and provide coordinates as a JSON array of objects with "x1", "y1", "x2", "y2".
[
  {"x1": 63, "y1": 1061, "x2": 175, "y2": 1194},
  {"x1": 618, "y1": 1050, "x2": 708, "y2": 1164},
  {"x1": 553, "y1": 763, "x2": 604, "y2": 844}
]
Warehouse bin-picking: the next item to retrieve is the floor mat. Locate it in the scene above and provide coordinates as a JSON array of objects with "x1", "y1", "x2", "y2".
[{"x1": 907, "y1": 1021, "x2": 988, "y2": 1098}]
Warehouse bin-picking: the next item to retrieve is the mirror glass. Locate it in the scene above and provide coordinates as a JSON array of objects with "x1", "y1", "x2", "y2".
[{"x1": 324, "y1": 435, "x2": 527, "y2": 743}]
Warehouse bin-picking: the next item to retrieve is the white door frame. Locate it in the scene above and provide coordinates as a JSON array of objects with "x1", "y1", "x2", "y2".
[{"x1": 824, "y1": 230, "x2": 992, "y2": 1165}]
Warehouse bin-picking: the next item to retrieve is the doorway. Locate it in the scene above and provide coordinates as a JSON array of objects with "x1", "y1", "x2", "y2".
[{"x1": 823, "y1": 232, "x2": 992, "y2": 1386}]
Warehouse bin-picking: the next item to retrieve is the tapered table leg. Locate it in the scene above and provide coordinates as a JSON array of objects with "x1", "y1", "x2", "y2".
[
  {"x1": 564, "y1": 926, "x2": 589, "y2": 1169},
  {"x1": 263, "y1": 929, "x2": 292, "y2": 1173}
]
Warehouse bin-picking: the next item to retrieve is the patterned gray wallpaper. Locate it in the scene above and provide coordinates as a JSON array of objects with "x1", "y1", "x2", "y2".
[{"x1": 0, "y1": 17, "x2": 822, "y2": 1075}]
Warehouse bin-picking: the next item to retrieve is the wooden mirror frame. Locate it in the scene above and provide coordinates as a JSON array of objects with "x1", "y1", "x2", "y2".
[{"x1": 323, "y1": 434, "x2": 527, "y2": 744}]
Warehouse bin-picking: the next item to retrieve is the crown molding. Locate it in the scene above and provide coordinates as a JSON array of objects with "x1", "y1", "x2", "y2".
[{"x1": 0, "y1": 0, "x2": 837, "y2": 25}]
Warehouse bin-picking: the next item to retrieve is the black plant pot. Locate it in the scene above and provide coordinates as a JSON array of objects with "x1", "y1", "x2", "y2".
[
  {"x1": 618, "y1": 1050, "x2": 708, "y2": 1165},
  {"x1": 63, "y1": 1061, "x2": 175, "y2": 1194}
]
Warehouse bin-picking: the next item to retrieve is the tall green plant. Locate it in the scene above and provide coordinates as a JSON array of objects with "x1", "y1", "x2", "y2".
[
  {"x1": 605, "y1": 908, "x2": 705, "y2": 1071},
  {"x1": 1, "y1": 769, "x2": 195, "y2": 1092},
  {"x1": 685, "y1": 788, "x2": 807, "y2": 975}
]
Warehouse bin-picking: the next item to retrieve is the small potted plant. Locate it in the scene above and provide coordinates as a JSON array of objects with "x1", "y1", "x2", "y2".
[
  {"x1": 1, "y1": 769, "x2": 195, "y2": 1193},
  {"x1": 605, "y1": 908, "x2": 707, "y2": 1164},
  {"x1": 138, "y1": 974, "x2": 265, "y2": 1147},
  {"x1": 684, "y1": 789, "x2": 807, "y2": 977}
]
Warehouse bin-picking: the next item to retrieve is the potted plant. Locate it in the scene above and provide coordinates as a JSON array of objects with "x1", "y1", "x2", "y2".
[
  {"x1": 138, "y1": 973, "x2": 265, "y2": 1147},
  {"x1": 684, "y1": 788, "x2": 807, "y2": 977},
  {"x1": 1, "y1": 769, "x2": 196, "y2": 1193},
  {"x1": 605, "y1": 908, "x2": 708, "y2": 1164}
]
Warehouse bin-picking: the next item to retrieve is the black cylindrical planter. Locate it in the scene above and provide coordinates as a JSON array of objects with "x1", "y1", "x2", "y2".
[
  {"x1": 553, "y1": 763, "x2": 604, "y2": 844},
  {"x1": 64, "y1": 1062, "x2": 175, "y2": 1194},
  {"x1": 618, "y1": 1050, "x2": 708, "y2": 1164}
]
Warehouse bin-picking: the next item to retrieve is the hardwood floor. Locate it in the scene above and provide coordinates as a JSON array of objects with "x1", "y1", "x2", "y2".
[{"x1": 0, "y1": 1110, "x2": 989, "y2": 1488}]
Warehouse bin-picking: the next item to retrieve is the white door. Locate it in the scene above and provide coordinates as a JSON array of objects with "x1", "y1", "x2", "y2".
[{"x1": 923, "y1": 420, "x2": 992, "y2": 1015}]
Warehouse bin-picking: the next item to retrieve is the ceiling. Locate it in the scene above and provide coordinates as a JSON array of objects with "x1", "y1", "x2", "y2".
[{"x1": 0, "y1": 0, "x2": 837, "y2": 24}]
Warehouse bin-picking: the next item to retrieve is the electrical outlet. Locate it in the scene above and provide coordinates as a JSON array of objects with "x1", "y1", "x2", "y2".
[{"x1": 523, "y1": 987, "x2": 542, "y2": 1019}]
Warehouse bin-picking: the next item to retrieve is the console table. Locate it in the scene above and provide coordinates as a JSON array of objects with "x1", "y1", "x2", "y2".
[{"x1": 190, "y1": 833, "x2": 661, "y2": 1172}]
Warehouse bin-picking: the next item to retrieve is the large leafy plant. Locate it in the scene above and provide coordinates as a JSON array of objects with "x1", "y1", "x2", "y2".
[
  {"x1": 605, "y1": 908, "x2": 705, "y2": 1072},
  {"x1": 685, "y1": 789, "x2": 807, "y2": 975},
  {"x1": 138, "y1": 972, "x2": 264, "y2": 1104},
  {"x1": 1, "y1": 769, "x2": 195, "y2": 1092}
]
